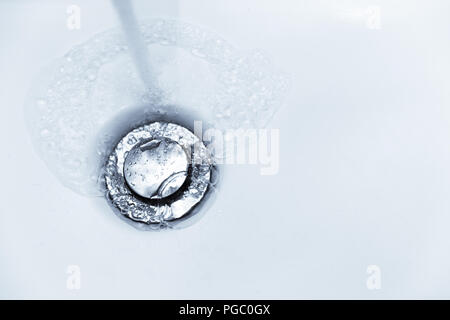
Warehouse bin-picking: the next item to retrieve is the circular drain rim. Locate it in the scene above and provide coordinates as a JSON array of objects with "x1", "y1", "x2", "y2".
[{"x1": 105, "y1": 121, "x2": 213, "y2": 230}]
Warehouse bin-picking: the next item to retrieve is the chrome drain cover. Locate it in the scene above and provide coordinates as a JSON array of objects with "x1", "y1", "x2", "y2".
[
  {"x1": 105, "y1": 122, "x2": 213, "y2": 230},
  {"x1": 124, "y1": 137, "x2": 189, "y2": 199}
]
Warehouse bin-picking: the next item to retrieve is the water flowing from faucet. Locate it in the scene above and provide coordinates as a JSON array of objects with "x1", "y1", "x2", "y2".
[{"x1": 111, "y1": 0, "x2": 154, "y2": 89}]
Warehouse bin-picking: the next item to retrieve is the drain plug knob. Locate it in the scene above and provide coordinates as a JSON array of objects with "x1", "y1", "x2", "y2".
[{"x1": 123, "y1": 138, "x2": 188, "y2": 199}]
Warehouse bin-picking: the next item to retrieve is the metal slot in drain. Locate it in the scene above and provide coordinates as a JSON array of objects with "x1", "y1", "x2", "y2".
[{"x1": 105, "y1": 121, "x2": 214, "y2": 230}]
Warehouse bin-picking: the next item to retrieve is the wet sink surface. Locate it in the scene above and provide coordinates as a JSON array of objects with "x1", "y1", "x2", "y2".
[{"x1": 1, "y1": 0, "x2": 450, "y2": 299}]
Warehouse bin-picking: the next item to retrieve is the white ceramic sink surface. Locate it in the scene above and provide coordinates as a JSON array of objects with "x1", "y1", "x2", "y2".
[{"x1": 1, "y1": 0, "x2": 450, "y2": 298}]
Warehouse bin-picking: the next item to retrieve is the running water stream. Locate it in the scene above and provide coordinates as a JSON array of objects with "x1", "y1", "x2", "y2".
[{"x1": 111, "y1": 0, "x2": 154, "y2": 89}]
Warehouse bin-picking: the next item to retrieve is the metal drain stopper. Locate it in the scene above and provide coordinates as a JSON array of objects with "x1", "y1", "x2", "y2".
[
  {"x1": 105, "y1": 122, "x2": 214, "y2": 230},
  {"x1": 124, "y1": 138, "x2": 188, "y2": 199}
]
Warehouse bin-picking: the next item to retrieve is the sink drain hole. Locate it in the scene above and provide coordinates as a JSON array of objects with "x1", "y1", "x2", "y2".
[{"x1": 105, "y1": 121, "x2": 214, "y2": 230}]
